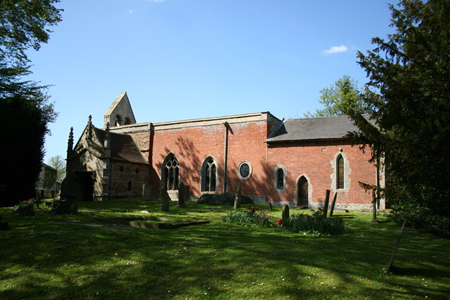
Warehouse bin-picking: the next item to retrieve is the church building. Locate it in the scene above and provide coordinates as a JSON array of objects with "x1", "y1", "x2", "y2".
[{"x1": 62, "y1": 92, "x2": 385, "y2": 209}]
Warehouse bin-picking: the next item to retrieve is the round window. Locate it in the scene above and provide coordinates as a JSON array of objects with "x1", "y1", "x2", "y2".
[{"x1": 237, "y1": 161, "x2": 252, "y2": 180}]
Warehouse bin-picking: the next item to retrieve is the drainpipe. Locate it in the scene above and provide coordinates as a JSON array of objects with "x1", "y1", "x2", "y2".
[{"x1": 223, "y1": 122, "x2": 233, "y2": 193}]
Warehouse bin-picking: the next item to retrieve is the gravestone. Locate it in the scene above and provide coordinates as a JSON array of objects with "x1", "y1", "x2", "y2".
[
  {"x1": 282, "y1": 204, "x2": 290, "y2": 222},
  {"x1": 160, "y1": 187, "x2": 170, "y2": 212},
  {"x1": 329, "y1": 192, "x2": 338, "y2": 217},
  {"x1": 234, "y1": 183, "x2": 242, "y2": 209},
  {"x1": 51, "y1": 200, "x2": 78, "y2": 215},
  {"x1": 177, "y1": 181, "x2": 187, "y2": 208},
  {"x1": 323, "y1": 190, "x2": 331, "y2": 218}
]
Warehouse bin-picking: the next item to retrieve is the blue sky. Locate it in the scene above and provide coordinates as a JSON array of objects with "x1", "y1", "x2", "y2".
[{"x1": 26, "y1": 0, "x2": 395, "y2": 162}]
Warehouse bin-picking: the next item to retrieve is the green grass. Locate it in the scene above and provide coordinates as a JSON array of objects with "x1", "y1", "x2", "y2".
[{"x1": 1, "y1": 200, "x2": 449, "y2": 299}]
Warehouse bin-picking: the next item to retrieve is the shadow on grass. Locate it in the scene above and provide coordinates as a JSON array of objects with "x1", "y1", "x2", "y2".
[{"x1": 1, "y1": 201, "x2": 449, "y2": 299}]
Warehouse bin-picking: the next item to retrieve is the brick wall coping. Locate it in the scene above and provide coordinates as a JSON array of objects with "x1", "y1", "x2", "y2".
[{"x1": 152, "y1": 111, "x2": 280, "y2": 131}]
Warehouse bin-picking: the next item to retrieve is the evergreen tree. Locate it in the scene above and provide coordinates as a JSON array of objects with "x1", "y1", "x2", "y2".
[
  {"x1": 350, "y1": 0, "x2": 450, "y2": 217},
  {"x1": 0, "y1": 0, "x2": 62, "y2": 206}
]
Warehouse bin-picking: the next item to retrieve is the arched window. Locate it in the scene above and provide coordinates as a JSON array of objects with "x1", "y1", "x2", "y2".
[
  {"x1": 277, "y1": 168, "x2": 284, "y2": 190},
  {"x1": 274, "y1": 165, "x2": 287, "y2": 191},
  {"x1": 115, "y1": 114, "x2": 122, "y2": 126},
  {"x1": 201, "y1": 157, "x2": 218, "y2": 192},
  {"x1": 337, "y1": 154, "x2": 345, "y2": 189},
  {"x1": 163, "y1": 153, "x2": 179, "y2": 190},
  {"x1": 124, "y1": 117, "x2": 131, "y2": 125}
]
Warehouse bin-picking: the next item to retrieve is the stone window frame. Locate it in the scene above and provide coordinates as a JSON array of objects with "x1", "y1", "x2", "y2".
[
  {"x1": 200, "y1": 156, "x2": 219, "y2": 193},
  {"x1": 330, "y1": 150, "x2": 351, "y2": 193},
  {"x1": 273, "y1": 165, "x2": 287, "y2": 191},
  {"x1": 294, "y1": 174, "x2": 312, "y2": 207},
  {"x1": 237, "y1": 161, "x2": 252, "y2": 181},
  {"x1": 161, "y1": 152, "x2": 180, "y2": 191}
]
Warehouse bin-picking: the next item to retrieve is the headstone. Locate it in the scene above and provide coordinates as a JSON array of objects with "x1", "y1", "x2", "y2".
[
  {"x1": 177, "y1": 181, "x2": 186, "y2": 208},
  {"x1": 386, "y1": 219, "x2": 407, "y2": 273},
  {"x1": 234, "y1": 183, "x2": 242, "y2": 209},
  {"x1": 282, "y1": 204, "x2": 290, "y2": 222},
  {"x1": 323, "y1": 190, "x2": 331, "y2": 218},
  {"x1": 329, "y1": 192, "x2": 338, "y2": 217},
  {"x1": 160, "y1": 187, "x2": 170, "y2": 212},
  {"x1": 51, "y1": 200, "x2": 78, "y2": 215}
]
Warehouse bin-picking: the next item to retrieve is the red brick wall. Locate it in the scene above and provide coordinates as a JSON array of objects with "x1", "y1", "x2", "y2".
[
  {"x1": 149, "y1": 120, "x2": 377, "y2": 208},
  {"x1": 150, "y1": 121, "x2": 269, "y2": 197},
  {"x1": 267, "y1": 141, "x2": 376, "y2": 207}
]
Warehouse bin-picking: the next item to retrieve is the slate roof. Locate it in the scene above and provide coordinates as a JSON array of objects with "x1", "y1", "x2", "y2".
[
  {"x1": 266, "y1": 115, "x2": 370, "y2": 143},
  {"x1": 94, "y1": 127, "x2": 148, "y2": 164}
]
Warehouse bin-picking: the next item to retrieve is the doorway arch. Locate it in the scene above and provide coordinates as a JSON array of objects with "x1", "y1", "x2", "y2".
[{"x1": 296, "y1": 175, "x2": 310, "y2": 207}]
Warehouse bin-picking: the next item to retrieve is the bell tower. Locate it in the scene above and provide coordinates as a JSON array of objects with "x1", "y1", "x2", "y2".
[{"x1": 103, "y1": 92, "x2": 137, "y2": 128}]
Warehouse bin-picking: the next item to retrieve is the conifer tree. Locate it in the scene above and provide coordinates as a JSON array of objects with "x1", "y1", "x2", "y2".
[{"x1": 350, "y1": 0, "x2": 450, "y2": 216}]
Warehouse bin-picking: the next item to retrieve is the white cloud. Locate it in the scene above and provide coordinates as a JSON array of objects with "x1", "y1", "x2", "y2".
[
  {"x1": 323, "y1": 45, "x2": 348, "y2": 55},
  {"x1": 128, "y1": 9, "x2": 135, "y2": 14},
  {"x1": 149, "y1": 0, "x2": 166, "y2": 2}
]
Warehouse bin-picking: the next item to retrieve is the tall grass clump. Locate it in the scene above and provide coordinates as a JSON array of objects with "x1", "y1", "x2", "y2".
[
  {"x1": 284, "y1": 211, "x2": 346, "y2": 236},
  {"x1": 223, "y1": 207, "x2": 275, "y2": 228}
]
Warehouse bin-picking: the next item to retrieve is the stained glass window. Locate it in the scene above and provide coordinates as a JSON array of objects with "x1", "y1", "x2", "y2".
[{"x1": 337, "y1": 155, "x2": 344, "y2": 189}]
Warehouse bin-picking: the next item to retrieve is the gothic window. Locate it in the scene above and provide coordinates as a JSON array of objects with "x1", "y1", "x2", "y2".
[
  {"x1": 277, "y1": 168, "x2": 284, "y2": 190},
  {"x1": 337, "y1": 154, "x2": 345, "y2": 189},
  {"x1": 201, "y1": 157, "x2": 218, "y2": 192},
  {"x1": 163, "y1": 153, "x2": 179, "y2": 190}
]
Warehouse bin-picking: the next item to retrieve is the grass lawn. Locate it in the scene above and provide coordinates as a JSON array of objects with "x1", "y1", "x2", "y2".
[{"x1": 1, "y1": 200, "x2": 449, "y2": 299}]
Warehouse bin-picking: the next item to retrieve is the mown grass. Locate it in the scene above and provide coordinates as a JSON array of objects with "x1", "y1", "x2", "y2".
[{"x1": 1, "y1": 200, "x2": 449, "y2": 299}]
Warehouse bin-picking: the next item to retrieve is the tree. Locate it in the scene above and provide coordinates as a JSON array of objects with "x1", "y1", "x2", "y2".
[
  {"x1": 350, "y1": 0, "x2": 450, "y2": 219},
  {"x1": 0, "y1": 0, "x2": 62, "y2": 206},
  {"x1": 304, "y1": 75, "x2": 370, "y2": 118},
  {"x1": 48, "y1": 155, "x2": 66, "y2": 181}
]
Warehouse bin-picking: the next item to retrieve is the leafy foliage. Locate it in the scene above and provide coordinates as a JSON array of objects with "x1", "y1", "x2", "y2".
[
  {"x1": 0, "y1": 0, "x2": 62, "y2": 68},
  {"x1": 222, "y1": 207, "x2": 275, "y2": 228},
  {"x1": 284, "y1": 211, "x2": 346, "y2": 236},
  {"x1": 349, "y1": 1, "x2": 450, "y2": 218},
  {"x1": 47, "y1": 155, "x2": 66, "y2": 181},
  {"x1": 13, "y1": 200, "x2": 35, "y2": 216},
  {"x1": 304, "y1": 75, "x2": 370, "y2": 117}
]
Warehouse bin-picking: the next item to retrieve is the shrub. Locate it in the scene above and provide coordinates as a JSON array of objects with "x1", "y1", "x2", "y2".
[
  {"x1": 388, "y1": 188, "x2": 450, "y2": 237},
  {"x1": 223, "y1": 207, "x2": 275, "y2": 228},
  {"x1": 284, "y1": 212, "x2": 346, "y2": 236},
  {"x1": 50, "y1": 200, "x2": 78, "y2": 215},
  {"x1": 13, "y1": 200, "x2": 35, "y2": 216}
]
